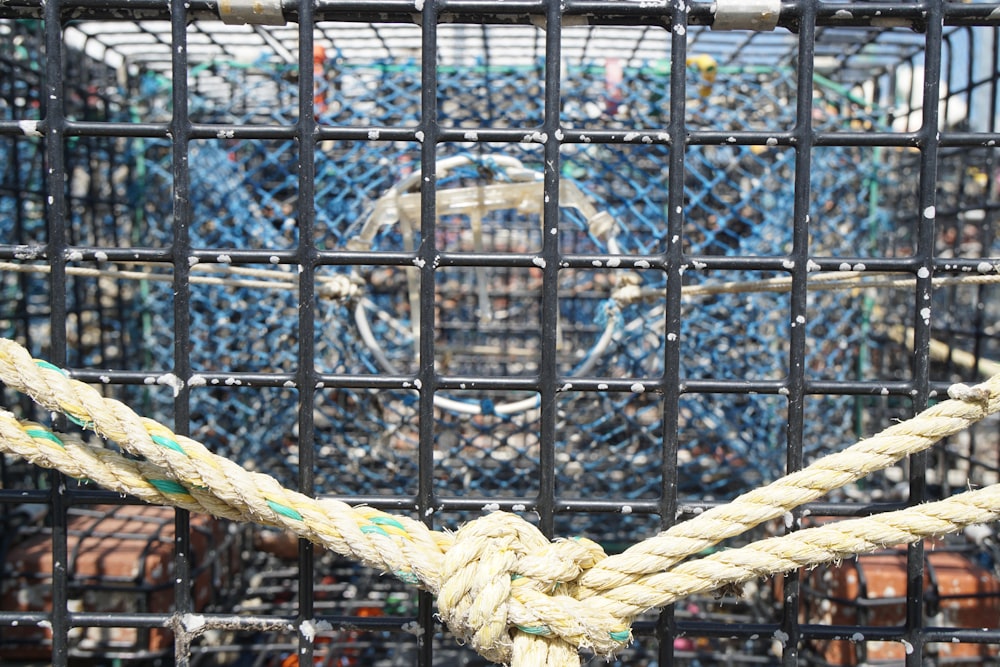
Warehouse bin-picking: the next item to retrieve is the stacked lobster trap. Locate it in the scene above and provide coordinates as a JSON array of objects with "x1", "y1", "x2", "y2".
[{"x1": 1, "y1": 2, "x2": 1000, "y2": 665}]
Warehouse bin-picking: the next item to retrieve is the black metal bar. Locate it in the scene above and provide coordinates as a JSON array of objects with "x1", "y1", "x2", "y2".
[
  {"x1": 41, "y1": 0, "x2": 71, "y2": 663},
  {"x1": 6, "y1": 0, "x2": 1000, "y2": 27},
  {"x1": 778, "y1": 0, "x2": 818, "y2": 662},
  {"x1": 661, "y1": 0, "x2": 688, "y2": 532},
  {"x1": 656, "y1": 3, "x2": 691, "y2": 663},
  {"x1": 3, "y1": 118, "x2": 998, "y2": 151},
  {"x1": 0, "y1": 488, "x2": 913, "y2": 519},
  {"x1": 15, "y1": 246, "x2": 997, "y2": 272},
  {"x1": 417, "y1": 3, "x2": 441, "y2": 663},
  {"x1": 535, "y1": 0, "x2": 563, "y2": 540},
  {"x1": 58, "y1": 370, "x2": 973, "y2": 400},
  {"x1": 903, "y1": 2, "x2": 945, "y2": 664},
  {"x1": 168, "y1": 4, "x2": 195, "y2": 667},
  {"x1": 986, "y1": 26, "x2": 1000, "y2": 481},
  {"x1": 295, "y1": 2, "x2": 319, "y2": 666}
]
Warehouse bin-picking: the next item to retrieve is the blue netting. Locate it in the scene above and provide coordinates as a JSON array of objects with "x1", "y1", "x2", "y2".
[{"x1": 3, "y1": 54, "x2": 900, "y2": 538}]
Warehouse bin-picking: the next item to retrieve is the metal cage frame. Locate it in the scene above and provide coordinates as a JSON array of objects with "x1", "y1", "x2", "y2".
[{"x1": 2, "y1": 1, "x2": 1000, "y2": 666}]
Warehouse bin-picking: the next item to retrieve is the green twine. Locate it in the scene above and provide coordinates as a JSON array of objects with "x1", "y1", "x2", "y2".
[
  {"x1": 393, "y1": 570, "x2": 421, "y2": 584},
  {"x1": 151, "y1": 434, "x2": 186, "y2": 454},
  {"x1": 266, "y1": 499, "x2": 303, "y2": 521},
  {"x1": 34, "y1": 360, "x2": 66, "y2": 376},
  {"x1": 149, "y1": 478, "x2": 191, "y2": 496},
  {"x1": 361, "y1": 524, "x2": 388, "y2": 537},
  {"x1": 26, "y1": 427, "x2": 64, "y2": 448},
  {"x1": 368, "y1": 515, "x2": 406, "y2": 531},
  {"x1": 66, "y1": 413, "x2": 94, "y2": 429}
]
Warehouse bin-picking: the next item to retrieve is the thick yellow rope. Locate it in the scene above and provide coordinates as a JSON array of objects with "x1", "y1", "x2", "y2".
[
  {"x1": 0, "y1": 411, "x2": 229, "y2": 516},
  {"x1": 2, "y1": 335, "x2": 1000, "y2": 665},
  {"x1": 575, "y1": 377, "x2": 999, "y2": 596}
]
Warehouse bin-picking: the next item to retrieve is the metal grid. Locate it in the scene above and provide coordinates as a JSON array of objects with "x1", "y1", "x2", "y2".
[{"x1": 2, "y1": 1, "x2": 1000, "y2": 665}]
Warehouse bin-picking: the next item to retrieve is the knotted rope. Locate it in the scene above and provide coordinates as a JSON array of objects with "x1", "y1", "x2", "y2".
[{"x1": 2, "y1": 335, "x2": 1000, "y2": 665}]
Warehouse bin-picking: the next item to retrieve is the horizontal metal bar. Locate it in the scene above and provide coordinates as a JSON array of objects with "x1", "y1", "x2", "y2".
[
  {"x1": 679, "y1": 379, "x2": 919, "y2": 396},
  {"x1": 3, "y1": 250, "x2": 977, "y2": 276},
  {"x1": 316, "y1": 126, "x2": 424, "y2": 142},
  {"x1": 682, "y1": 256, "x2": 924, "y2": 273},
  {"x1": 17, "y1": 250, "x2": 979, "y2": 275},
  {"x1": 4, "y1": 121, "x2": 995, "y2": 153},
  {"x1": 0, "y1": 492, "x2": 912, "y2": 521},
  {"x1": 0, "y1": 246, "x2": 175, "y2": 262},
  {"x1": 434, "y1": 375, "x2": 540, "y2": 391},
  {"x1": 796, "y1": 623, "x2": 1000, "y2": 643},
  {"x1": 63, "y1": 612, "x2": 297, "y2": 633},
  {"x1": 69, "y1": 369, "x2": 299, "y2": 387},
  {"x1": 52, "y1": 373, "x2": 940, "y2": 398},
  {"x1": 0, "y1": 490, "x2": 52, "y2": 503},
  {"x1": 4, "y1": 0, "x2": 1000, "y2": 27}
]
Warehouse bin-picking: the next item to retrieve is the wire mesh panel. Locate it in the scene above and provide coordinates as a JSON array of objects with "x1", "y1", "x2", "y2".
[{"x1": 1, "y1": 1, "x2": 1000, "y2": 666}]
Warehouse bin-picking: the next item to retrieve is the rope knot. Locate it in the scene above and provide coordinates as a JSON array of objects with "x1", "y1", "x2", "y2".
[{"x1": 437, "y1": 511, "x2": 631, "y2": 664}]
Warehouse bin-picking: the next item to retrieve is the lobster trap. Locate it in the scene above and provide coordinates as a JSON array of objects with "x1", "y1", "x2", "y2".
[{"x1": 2, "y1": 1, "x2": 1000, "y2": 665}]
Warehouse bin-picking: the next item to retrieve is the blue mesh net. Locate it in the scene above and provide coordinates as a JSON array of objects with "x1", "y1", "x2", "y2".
[{"x1": 3, "y1": 54, "x2": 903, "y2": 538}]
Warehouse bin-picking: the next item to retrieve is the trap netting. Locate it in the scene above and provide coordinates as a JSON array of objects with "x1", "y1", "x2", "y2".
[
  {"x1": 3, "y1": 52, "x2": 890, "y2": 535},
  {"x1": 147, "y1": 59, "x2": 886, "y2": 515}
]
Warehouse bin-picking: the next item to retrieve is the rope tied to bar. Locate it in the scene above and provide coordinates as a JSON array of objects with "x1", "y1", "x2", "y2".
[{"x1": 2, "y1": 334, "x2": 1000, "y2": 666}]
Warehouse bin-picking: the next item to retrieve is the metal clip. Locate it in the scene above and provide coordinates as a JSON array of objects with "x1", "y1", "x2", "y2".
[
  {"x1": 218, "y1": 0, "x2": 285, "y2": 25},
  {"x1": 711, "y1": 0, "x2": 780, "y2": 31}
]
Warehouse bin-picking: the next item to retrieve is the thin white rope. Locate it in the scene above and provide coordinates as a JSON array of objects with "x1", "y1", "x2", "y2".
[
  {"x1": 0, "y1": 259, "x2": 359, "y2": 298},
  {"x1": 6, "y1": 261, "x2": 996, "y2": 303}
]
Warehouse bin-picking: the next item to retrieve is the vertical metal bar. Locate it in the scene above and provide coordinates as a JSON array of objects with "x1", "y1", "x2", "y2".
[
  {"x1": 659, "y1": 3, "x2": 689, "y2": 664},
  {"x1": 6, "y1": 32, "x2": 31, "y2": 355},
  {"x1": 984, "y1": 28, "x2": 1000, "y2": 477},
  {"x1": 945, "y1": 28, "x2": 977, "y2": 481},
  {"x1": 781, "y1": 0, "x2": 819, "y2": 663},
  {"x1": 417, "y1": 2, "x2": 440, "y2": 663},
  {"x1": 297, "y1": 2, "x2": 319, "y2": 664},
  {"x1": 42, "y1": 2, "x2": 70, "y2": 664},
  {"x1": 905, "y1": 3, "x2": 944, "y2": 664},
  {"x1": 991, "y1": 27, "x2": 1000, "y2": 136},
  {"x1": 11, "y1": 123, "x2": 32, "y2": 362},
  {"x1": 42, "y1": 0, "x2": 67, "y2": 431},
  {"x1": 481, "y1": 24, "x2": 493, "y2": 124},
  {"x1": 536, "y1": 0, "x2": 562, "y2": 540},
  {"x1": 169, "y1": 2, "x2": 194, "y2": 662}
]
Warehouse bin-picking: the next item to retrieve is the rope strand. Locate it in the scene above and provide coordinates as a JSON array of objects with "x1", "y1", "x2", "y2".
[
  {"x1": 574, "y1": 375, "x2": 999, "y2": 596},
  {"x1": 0, "y1": 337, "x2": 449, "y2": 585}
]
